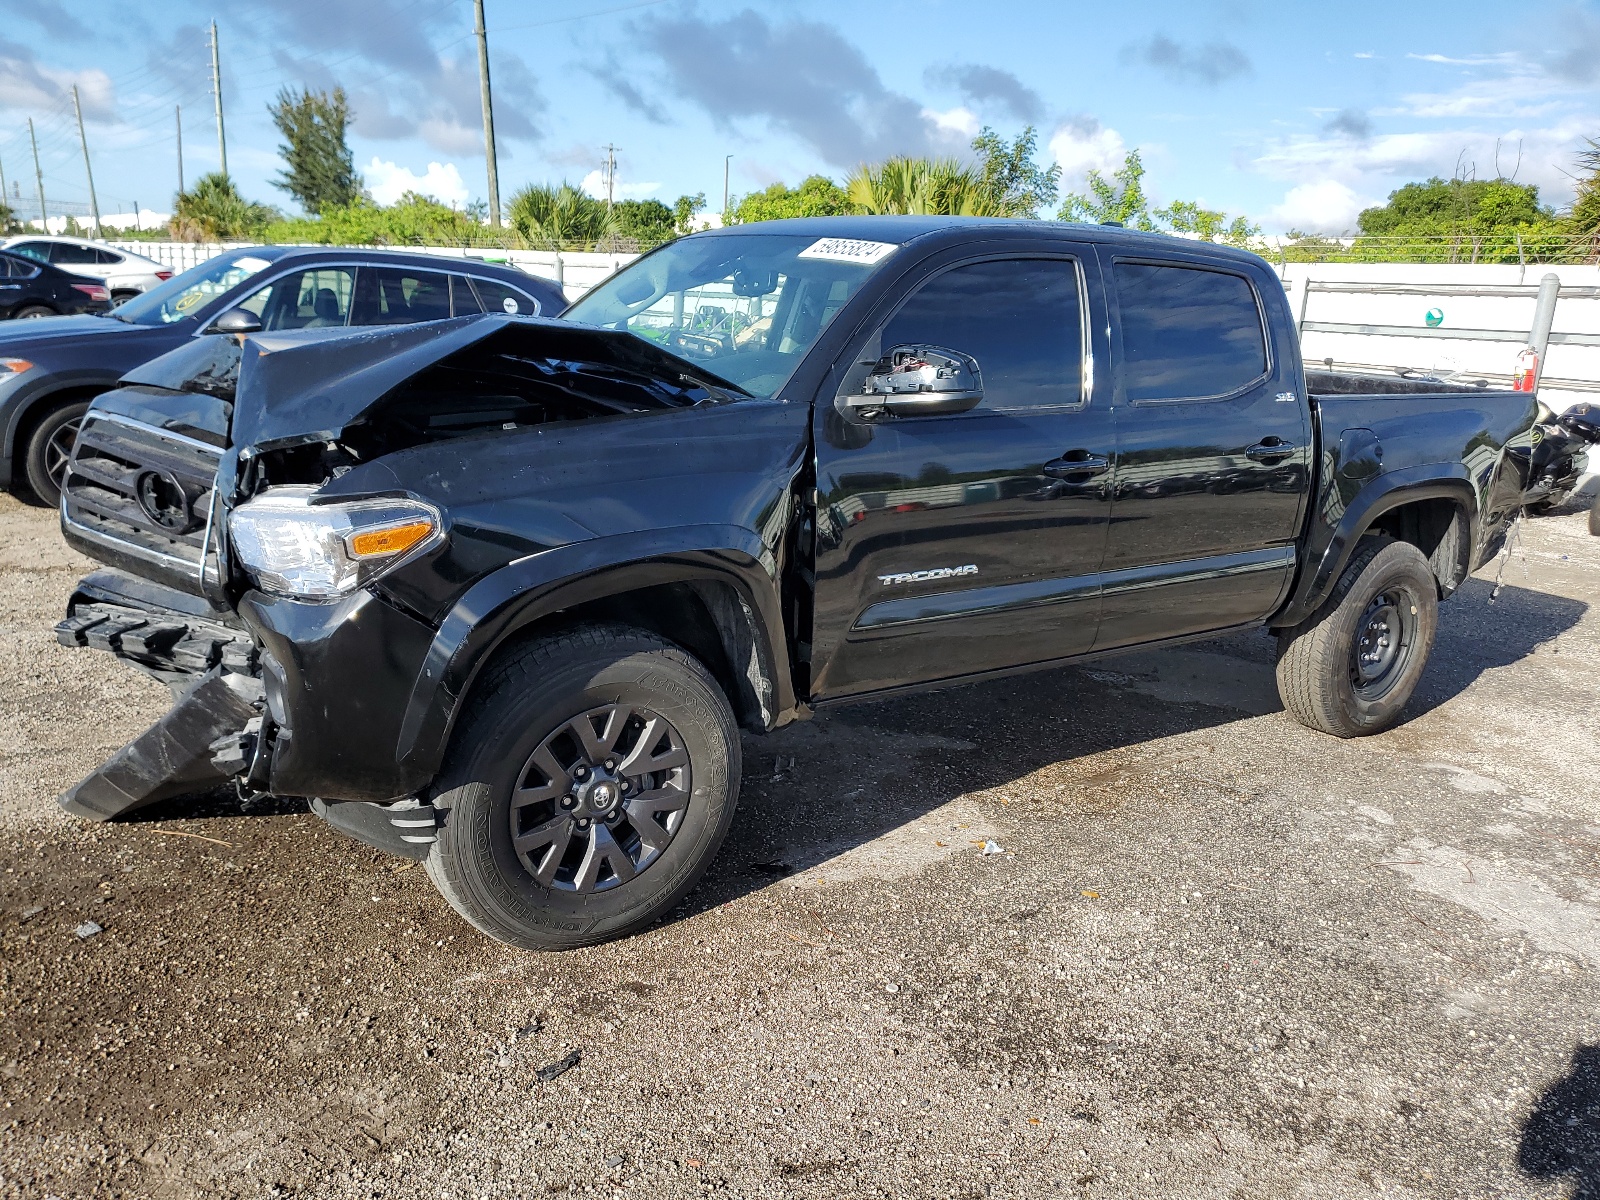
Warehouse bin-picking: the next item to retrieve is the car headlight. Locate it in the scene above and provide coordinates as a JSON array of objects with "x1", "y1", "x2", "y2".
[{"x1": 228, "y1": 486, "x2": 443, "y2": 599}]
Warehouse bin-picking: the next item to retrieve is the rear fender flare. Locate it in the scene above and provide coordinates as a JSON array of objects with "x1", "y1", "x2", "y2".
[
  {"x1": 1276, "y1": 465, "x2": 1476, "y2": 627},
  {"x1": 394, "y1": 524, "x2": 794, "y2": 780}
]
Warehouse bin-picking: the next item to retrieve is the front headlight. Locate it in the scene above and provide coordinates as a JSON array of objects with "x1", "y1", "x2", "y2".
[{"x1": 228, "y1": 486, "x2": 442, "y2": 599}]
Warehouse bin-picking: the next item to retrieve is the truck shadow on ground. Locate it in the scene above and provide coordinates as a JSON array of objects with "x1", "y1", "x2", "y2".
[
  {"x1": 1520, "y1": 1044, "x2": 1600, "y2": 1200},
  {"x1": 684, "y1": 576, "x2": 1586, "y2": 914},
  {"x1": 116, "y1": 580, "x2": 1584, "y2": 919}
]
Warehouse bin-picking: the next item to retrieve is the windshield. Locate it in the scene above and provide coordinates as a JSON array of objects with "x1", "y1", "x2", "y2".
[
  {"x1": 565, "y1": 233, "x2": 897, "y2": 398},
  {"x1": 111, "y1": 250, "x2": 278, "y2": 327}
]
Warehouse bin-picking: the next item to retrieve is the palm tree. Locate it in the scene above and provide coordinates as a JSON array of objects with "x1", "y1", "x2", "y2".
[
  {"x1": 171, "y1": 173, "x2": 277, "y2": 241},
  {"x1": 507, "y1": 183, "x2": 619, "y2": 251},
  {"x1": 846, "y1": 157, "x2": 999, "y2": 217}
]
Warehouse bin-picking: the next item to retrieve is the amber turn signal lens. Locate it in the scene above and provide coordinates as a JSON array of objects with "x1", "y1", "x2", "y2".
[{"x1": 348, "y1": 520, "x2": 434, "y2": 558}]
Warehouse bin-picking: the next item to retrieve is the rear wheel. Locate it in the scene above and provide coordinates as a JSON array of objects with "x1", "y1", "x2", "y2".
[
  {"x1": 425, "y1": 625, "x2": 741, "y2": 949},
  {"x1": 1275, "y1": 537, "x2": 1439, "y2": 737},
  {"x1": 12, "y1": 305, "x2": 54, "y2": 320},
  {"x1": 23, "y1": 400, "x2": 90, "y2": 506}
]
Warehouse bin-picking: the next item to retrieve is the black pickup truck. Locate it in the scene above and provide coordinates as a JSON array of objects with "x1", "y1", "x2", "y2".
[{"x1": 52, "y1": 217, "x2": 1535, "y2": 949}]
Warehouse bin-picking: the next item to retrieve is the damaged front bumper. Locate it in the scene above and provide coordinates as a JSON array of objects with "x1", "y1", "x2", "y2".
[{"x1": 54, "y1": 568, "x2": 442, "y2": 859}]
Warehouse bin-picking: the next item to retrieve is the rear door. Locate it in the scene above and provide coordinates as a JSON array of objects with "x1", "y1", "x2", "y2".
[
  {"x1": 1094, "y1": 253, "x2": 1310, "y2": 650},
  {"x1": 810, "y1": 242, "x2": 1115, "y2": 699}
]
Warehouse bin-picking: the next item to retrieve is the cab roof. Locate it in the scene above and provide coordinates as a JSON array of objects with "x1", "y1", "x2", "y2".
[{"x1": 693, "y1": 215, "x2": 1269, "y2": 268}]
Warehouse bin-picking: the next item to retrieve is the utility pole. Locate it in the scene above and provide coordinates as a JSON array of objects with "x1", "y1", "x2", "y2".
[
  {"x1": 723, "y1": 155, "x2": 732, "y2": 217},
  {"x1": 472, "y1": 0, "x2": 501, "y2": 227},
  {"x1": 176, "y1": 104, "x2": 184, "y2": 195},
  {"x1": 603, "y1": 144, "x2": 619, "y2": 207},
  {"x1": 28, "y1": 119, "x2": 46, "y2": 233},
  {"x1": 209, "y1": 21, "x2": 228, "y2": 179},
  {"x1": 72, "y1": 85, "x2": 103, "y2": 238},
  {"x1": 0, "y1": 153, "x2": 8, "y2": 229}
]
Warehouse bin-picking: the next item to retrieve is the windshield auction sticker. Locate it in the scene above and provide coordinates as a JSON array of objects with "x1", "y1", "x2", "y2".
[{"x1": 797, "y1": 238, "x2": 898, "y2": 265}]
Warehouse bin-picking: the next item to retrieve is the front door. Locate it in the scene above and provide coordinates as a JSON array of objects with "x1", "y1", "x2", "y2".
[
  {"x1": 810, "y1": 247, "x2": 1115, "y2": 700},
  {"x1": 1094, "y1": 253, "x2": 1311, "y2": 650}
]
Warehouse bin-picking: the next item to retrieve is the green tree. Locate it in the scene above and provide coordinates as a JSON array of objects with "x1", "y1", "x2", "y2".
[
  {"x1": 1153, "y1": 199, "x2": 1261, "y2": 247},
  {"x1": 674, "y1": 192, "x2": 707, "y2": 234},
  {"x1": 171, "y1": 173, "x2": 278, "y2": 241},
  {"x1": 507, "y1": 183, "x2": 618, "y2": 250},
  {"x1": 1058, "y1": 149, "x2": 1153, "y2": 228},
  {"x1": 269, "y1": 87, "x2": 362, "y2": 214},
  {"x1": 1353, "y1": 175, "x2": 1559, "y2": 263},
  {"x1": 1356, "y1": 176, "x2": 1551, "y2": 236},
  {"x1": 729, "y1": 176, "x2": 849, "y2": 224},
  {"x1": 611, "y1": 198, "x2": 677, "y2": 247},
  {"x1": 1564, "y1": 139, "x2": 1600, "y2": 237},
  {"x1": 971, "y1": 126, "x2": 1060, "y2": 218},
  {"x1": 847, "y1": 157, "x2": 997, "y2": 216},
  {"x1": 264, "y1": 192, "x2": 484, "y2": 246}
]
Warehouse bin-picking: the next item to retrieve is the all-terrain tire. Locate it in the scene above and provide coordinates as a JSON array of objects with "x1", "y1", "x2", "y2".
[
  {"x1": 1275, "y1": 536, "x2": 1439, "y2": 738},
  {"x1": 23, "y1": 400, "x2": 90, "y2": 506},
  {"x1": 425, "y1": 624, "x2": 741, "y2": 950}
]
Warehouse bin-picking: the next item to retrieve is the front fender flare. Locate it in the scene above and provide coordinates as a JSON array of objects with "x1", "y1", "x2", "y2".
[
  {"x1": 393, "y1": 524, "x2": 794, "y2": 780},
  {"x1": 1274, "y1": 464, "x2": 1476, "y2": 627}
]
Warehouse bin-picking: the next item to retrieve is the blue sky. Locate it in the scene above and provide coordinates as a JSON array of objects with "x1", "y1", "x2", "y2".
[{"x1": 1, "y1": 0, "x2": 1596, "y2": 233}]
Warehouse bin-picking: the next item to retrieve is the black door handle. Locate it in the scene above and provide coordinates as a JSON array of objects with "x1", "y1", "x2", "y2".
[
  {"x1": 1245, "y1": 439, "x2": 1296, "y2": 462},
  {"x1": 1043, "y1": 450, "x2": 1111, "y2": 479}
]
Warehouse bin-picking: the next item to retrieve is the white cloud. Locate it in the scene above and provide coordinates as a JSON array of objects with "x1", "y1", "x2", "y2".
[
  {"x1": 365, "y1": 158, "x2": 469, "y2": 206},
  {"x1": 579, "y1": 170, "x2": 662, "y2": 201},
  {"x1": 922, "y1": 105, "x2": 979, "y2": 138},
  {"x1": 1265, "y1": 181, "x2": 1372, "y2": 233},
  {"x1": 1048, "y1": 118, "x2": 1128, "y2": 188}
]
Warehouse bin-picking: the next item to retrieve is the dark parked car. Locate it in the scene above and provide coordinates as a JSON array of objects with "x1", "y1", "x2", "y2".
[
  {"x1": 51, "y1": 217, "x2": 1536, "y2": 951},
  {"x1": 0, "y1": 248, "x2": 112, "y2": 321},
  {"x1": 0, "y1": 245, "x2": 566, "y2": 505}
]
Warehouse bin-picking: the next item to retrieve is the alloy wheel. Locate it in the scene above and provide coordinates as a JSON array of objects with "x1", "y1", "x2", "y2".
[
  {"x1": 44, "y1": 416, "x2": 83, "y2": 494},
  {"x1": 508, "y1": 703, "x2": 691, "y2": 893}
]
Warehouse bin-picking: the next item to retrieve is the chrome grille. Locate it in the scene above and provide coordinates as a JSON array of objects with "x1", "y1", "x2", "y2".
[{"x1": 62, "y1": 411, "x2": 223, "y2": 583}]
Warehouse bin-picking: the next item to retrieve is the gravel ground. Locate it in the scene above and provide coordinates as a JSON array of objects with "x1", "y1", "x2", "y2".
[{"x1": 1, "y1": 490, "x2": 1598, "y2": 1200}]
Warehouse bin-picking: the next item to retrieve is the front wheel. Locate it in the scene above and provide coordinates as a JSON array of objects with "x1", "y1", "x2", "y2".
[
  {"x1": 425, "y1": 625, "x2": 741, "y2": 949},
  {"x1": 23, "y1": 400, "x2": 90, "y2": 506},
  {"x1": 1275, "y1": 537, "x2": 1439, "y2": 738}
]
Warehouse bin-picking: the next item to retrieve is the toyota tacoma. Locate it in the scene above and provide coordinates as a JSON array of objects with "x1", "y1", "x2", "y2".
[{"x1": 51, "y1": 218, "x2": 1536, "y2": 948}]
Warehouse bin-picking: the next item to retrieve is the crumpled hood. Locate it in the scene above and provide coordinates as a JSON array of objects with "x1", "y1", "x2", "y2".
[{"x1": 119, "y1": 313, "x2": 744, "y2": 454}]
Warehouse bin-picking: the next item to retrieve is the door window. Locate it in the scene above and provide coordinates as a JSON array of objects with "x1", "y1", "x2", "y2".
[
  {"x1": 49, "y1": 242, "x2": 101, "y2": 265},
  {"x1": 237, "y1": 267, "x2": 357, "y2": 330},
  {"x1": 450, "y1": 275, "x2": 484, "y2": 315},
  {"x1": 1114, "y1": 263, "x2": 1266, "y2": 402},
  {"x1": 471, "y1": 277, "x2": 539, "y2": 316},
  {"x1": 8, "y1": 242, "x2": 51, "y2": 263},
  {"x1": 351, "y1": 267, "x2": 454, "y2": 325},
  {"x1": 879, "y1": 258, "x2": 1085, "y2": 410}
]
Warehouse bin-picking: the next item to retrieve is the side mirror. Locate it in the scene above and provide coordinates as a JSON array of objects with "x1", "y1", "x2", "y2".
[
  {"x1": 210, "y1": 307, "x2": 263, "y2": 336},
  {"x1": 844, "y1": 345, "x2": 983, "y2": 419}
]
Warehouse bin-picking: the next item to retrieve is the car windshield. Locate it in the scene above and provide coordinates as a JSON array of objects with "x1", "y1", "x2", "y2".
[
  {"x1": 564, "y1": 233, "x2": 898, "y2": 398},
  {"x1": 110, "y1": 251, "x2": 278, "y2": 327}
]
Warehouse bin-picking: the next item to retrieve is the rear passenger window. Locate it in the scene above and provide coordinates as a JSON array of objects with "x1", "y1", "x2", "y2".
[
  {"x1": 1114, "y1": 263, "x2": 1266, "y2": 401},
  {"x1": 352, "y1": 267, "x2": 453, "y2": 325},
  {"x1": 472, "y1": 277, "x2": 539, "y2": 316},
  {"x1": 880, "y1": 258, "x2": 1084, "y2": 409},
  {"x1": 50, "y1": 243, "x2": 100, "y2": 265},
  {"x1": 450, "y1": 275, "x2": 483, "y2": 315}
]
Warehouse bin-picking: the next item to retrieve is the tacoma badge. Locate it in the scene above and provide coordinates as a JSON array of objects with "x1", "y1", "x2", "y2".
[{"x1": 878, "y1": 564, "x2": 978, "y2": 586}]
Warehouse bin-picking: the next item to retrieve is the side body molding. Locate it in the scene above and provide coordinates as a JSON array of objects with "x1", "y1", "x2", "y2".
[{"x1": 394, "y1": 523, "x2": 796, "y2": 779}]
